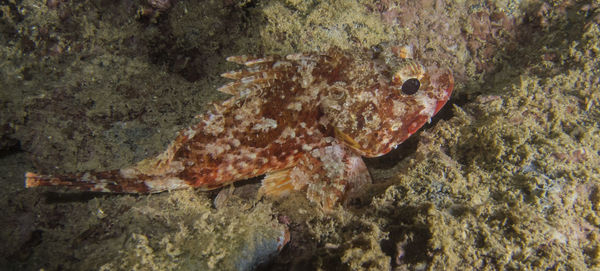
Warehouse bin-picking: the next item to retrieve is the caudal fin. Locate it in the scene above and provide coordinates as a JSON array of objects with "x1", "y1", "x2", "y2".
[
  {"x1": 25, "y1": 135, "x2": 198, "y2": 194},
  {"x1": 25, "y1": 169, "x2": 192, "y2": 193}
]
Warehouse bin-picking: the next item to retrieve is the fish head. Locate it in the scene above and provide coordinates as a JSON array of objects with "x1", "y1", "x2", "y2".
[{"x1": 325, "y1": 49, "x2": 454, "y2": 157}]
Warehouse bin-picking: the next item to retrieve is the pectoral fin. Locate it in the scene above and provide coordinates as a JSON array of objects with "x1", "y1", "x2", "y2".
[
  {"x1": 334, "y1": 127, "x2": 362, "y2": 151},
  {"x1": 259, "y1": 142, "x2": 371, "y2": 211},
  {"x1": 259, "y1": 168, "x2": 296, "y2": 197}
]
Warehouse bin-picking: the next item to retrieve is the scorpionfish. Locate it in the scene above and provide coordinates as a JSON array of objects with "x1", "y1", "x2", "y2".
[{"x1": 25, "y1": 45, "x2": 453, "y2": 210}]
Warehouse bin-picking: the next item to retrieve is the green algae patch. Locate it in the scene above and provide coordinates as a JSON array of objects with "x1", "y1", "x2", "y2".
[
  {"x1": 258, "y1": 0, "x2": 387, "y2": 53},
  {"x1": 167, "y1": 0, "x2": 264, "y2": 80},
  {"x1": 97, "y1": 191, "x2": 286, "y2": 271},
  {"x1": 0, "y1": 170, "x2": 285, "y2": 271},
  {"x1": 1, "y1": 0, "x2": 244, "y2": 173},
  {"x1": 256, "y1": 0, "x2": 476, "y2": 89},
  {"x1": 0, "y1": 0, "x2": 223, "y2": 173}
]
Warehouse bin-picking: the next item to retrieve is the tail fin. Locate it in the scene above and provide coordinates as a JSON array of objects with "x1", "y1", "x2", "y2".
[
  {"x1": 25, "y1": 133, "x2": 196, "y2": 193},
  {"x1": 25, "y1": 171, "x2": 148, "y2": 193},
  {"x1": 25, "y1": 168, "x2": 192, "y2": 193}
]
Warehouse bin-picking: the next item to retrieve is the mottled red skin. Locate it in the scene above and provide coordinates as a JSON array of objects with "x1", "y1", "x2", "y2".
[{"x1": 26, "y1": 46, "x2": 453, "y2": 209}]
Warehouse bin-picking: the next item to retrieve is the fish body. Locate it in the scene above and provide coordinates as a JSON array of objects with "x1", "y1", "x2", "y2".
[{"x1": 26, "y1": 46, "x2": 453, "y2": 209}]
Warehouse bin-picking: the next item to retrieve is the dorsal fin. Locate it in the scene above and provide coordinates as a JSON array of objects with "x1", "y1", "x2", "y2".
[
  {"x1": 217, "y1": 50, "x2": 340, "y2": 97},
  {"x1": 226, "y1": 55, "x2": 276, "y2": 66},
  {"x1": 216, "y1": 76, "x2": 275, "y2": 96},
  {"x1": 218, "y1": 54, "x2": 290, "y2": 96}
]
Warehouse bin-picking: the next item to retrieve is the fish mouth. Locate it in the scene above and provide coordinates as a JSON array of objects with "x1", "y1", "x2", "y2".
[{"x1": 433, "y1": 70, "x2": 454, "y2": 114}]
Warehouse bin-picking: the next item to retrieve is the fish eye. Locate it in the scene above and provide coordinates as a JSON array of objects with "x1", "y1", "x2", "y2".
[{"x1": 401, "y1": 78, "x2": 420, "y2": 95}]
